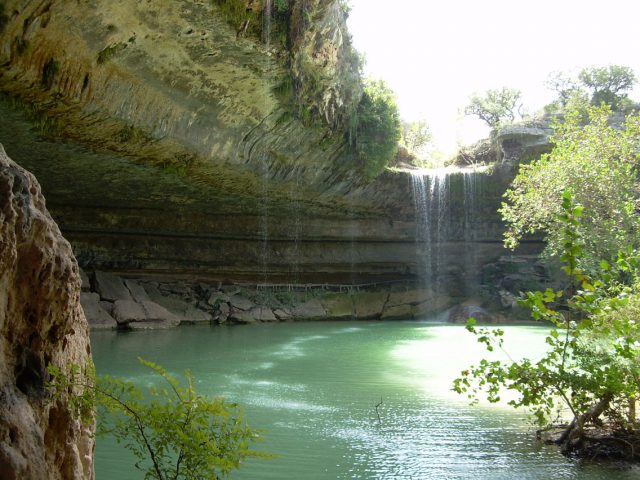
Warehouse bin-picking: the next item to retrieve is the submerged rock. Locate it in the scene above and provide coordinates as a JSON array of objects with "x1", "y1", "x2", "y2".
[{"x1": 0, "y1": 145, "x2": 94, "y2": 479}]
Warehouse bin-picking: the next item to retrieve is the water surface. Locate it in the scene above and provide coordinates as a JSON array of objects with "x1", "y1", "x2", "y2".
[{"x1": 91, "y1": 321, "x2": 637, "y2": 479}]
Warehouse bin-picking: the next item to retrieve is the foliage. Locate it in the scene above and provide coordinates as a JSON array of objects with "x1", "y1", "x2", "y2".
[
  {"x1": 401, "y1": 118, "x2": 432, "y2": 156},
  {"x1": 579, "y1": 65, "x2": 636, "y2": 110},
  {"x1": 48, "y1": 358, "x2": 262, "y2": 480},
  {"x1": 454, "y1": 192, "x2": 640, "y2": 453},
  {"x1": 97, "y1": 42, "x2": 128, "y2": 64},
  {"x1": 546, "y1": 65, "x2": 636, "y2": 111},
  {"x1": 348, "y1": 78, "x2": 402, "y2": 179},
  {"x1": 211, "y1": 0, "x2": 290, "y2": 46},
  {"x1": 464, "y1": 87, "x2": 522, "y2": 129},
  {"x1": 500, "y1": 103, "x2": 640, "y2": 273}
]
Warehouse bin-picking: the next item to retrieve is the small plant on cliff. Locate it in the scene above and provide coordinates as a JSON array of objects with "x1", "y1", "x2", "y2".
[
  {"x1": 454, "y1": 192, "x2": 640, "y2": 458},
  {"x1": 48, "y1": 358, "x2": 263, "y2": 480},
  {"x1": 464, "y1": 87, "x2": 523, "y2": 129},
  {"x1": 348, "y1": 78, "x2": 402, "y2": 179}
]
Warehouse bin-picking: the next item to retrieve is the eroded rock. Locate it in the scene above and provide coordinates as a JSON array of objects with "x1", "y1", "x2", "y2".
[{"x1": 0, "y1": 145, "x2": 94, "y2": 479}]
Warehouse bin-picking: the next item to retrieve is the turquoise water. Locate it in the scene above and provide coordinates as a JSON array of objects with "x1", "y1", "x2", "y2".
[{"x1": 91, "y1": 321, "x2": 638, "y2": 479}]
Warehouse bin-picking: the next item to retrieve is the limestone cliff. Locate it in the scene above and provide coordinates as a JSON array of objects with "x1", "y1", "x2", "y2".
[
  {"x1": 0, "y1": 145, "x2": 93, "y2": 479},
  {"x1": 0, "y1": 0, "x2": 524, "y2": 300}
]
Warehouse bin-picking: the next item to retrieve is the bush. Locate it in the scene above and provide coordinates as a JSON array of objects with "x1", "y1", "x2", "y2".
[
  {"x1": 49, "y1": 358, "x2": 263, "y2": 480},
  {"x1": 348, "y1": 78, "x2": 401, "y2": 179},
  {"x1": 500, "y1": 103, "x2": 640, "y2": 273}
]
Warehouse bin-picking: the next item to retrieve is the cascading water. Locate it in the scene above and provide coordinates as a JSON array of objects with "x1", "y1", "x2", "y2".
[
  {"x1": 410, "y1": 167, "x2": 483, "y2": 297},
  {"x1": 263, "y1": 0, "x2": 272, "y2": 48},
  {"x1": 259, "y1": 0, "x2": 273, "y2": 285}
]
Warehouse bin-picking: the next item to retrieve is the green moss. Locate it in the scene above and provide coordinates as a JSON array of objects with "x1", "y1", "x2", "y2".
[
  {"x1": 210, "y1": 0, "x2": 289, "y2": 47},
  {"x1": 0, "y1": 94, "x2": 60, "y2": 136},
  {"x1": 97, "y1": 42, "x2": 127, "y2": 64},
  {"x1": 42, "y1": 58, "x2": 60, "y2": 90},
  {"x1": 116, "y1": 124, "x2": 149, "y2": 143}
]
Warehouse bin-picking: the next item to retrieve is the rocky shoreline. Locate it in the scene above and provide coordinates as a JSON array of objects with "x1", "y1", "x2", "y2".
[{"x1": 79, "y1": 270, "x2": 502, "y2": 329}]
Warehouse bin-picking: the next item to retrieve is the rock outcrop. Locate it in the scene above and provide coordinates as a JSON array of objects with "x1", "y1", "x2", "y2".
[{"x1": 0, "y1": 145, "x2": 93, "y2": 479}]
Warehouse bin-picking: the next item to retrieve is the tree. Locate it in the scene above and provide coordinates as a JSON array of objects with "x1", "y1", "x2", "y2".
[
  {"x1": 579, "y1": 65, "x2": 636, "y2": 110},
  {"x1": 545, "y1": 71, "x2": 581, "y2": 107},
  {"x1": 49, "y1": 359, "x2": 263, "y2": 480},
  {"x1": 349, "y1": 78, "x2": 402, "y2": 179},
  {"x1": 546, "y1": 66, "x2": 637, "y2": 111},
  {"x1": 454, "y1": 192, "x2": 640, "y2": 458},
  {"x1": 464, "y1": 87, "x2": 522, "y2": 129},
  {"x1": 500, "y1": 103, "x2": 640, "y2": 274},
  {"x1": 401, "y1": 118, "x2": 432, "y2": 156}
]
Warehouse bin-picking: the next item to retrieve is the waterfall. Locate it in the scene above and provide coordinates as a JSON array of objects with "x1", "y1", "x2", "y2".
[{"x1": 410, "y1": 167, "x2": 482, "y2": 297}]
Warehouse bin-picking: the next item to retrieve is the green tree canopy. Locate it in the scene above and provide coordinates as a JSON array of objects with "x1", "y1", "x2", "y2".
[
  {"x1": 350, "y1": 78, "x2": 402, "y2": 179},
  {"x1": 500, "y1": 104, "x2": 640, "y2": 273},
  {"x1": 546, "y1": 65, "x2": 636, "y2": 111},
  {"x1": 401, "y1": 118, "x2": 432, "y2": 156},
  {"x1": 579, "y1": 65, "x2": 636, "y2": 109},
  {"x1": 464, "y1": 87, "x2": 522, "y2": 129}
]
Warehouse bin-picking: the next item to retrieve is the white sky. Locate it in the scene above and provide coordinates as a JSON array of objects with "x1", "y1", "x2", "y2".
[{"x1": 347, "y1": 0, "x2": 640, "y2": 154}]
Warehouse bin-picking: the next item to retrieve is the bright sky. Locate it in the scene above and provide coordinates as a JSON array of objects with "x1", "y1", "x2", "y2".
[{"x1": 347, "y1": 0, "x2": 640, "y2": 154}]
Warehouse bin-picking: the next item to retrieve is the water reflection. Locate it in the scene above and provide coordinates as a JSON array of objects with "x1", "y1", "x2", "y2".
[{"x1": 92, "y1": 322, "x2": 639, "y2": 479}]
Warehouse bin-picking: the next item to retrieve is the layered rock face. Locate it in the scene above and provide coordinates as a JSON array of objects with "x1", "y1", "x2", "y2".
[
  {"x1": 0, "y1": 0, "x2": 542, "y2": 313},
  {"x1": 0, "y1": 145, "x2": 93, "y2": 479}
]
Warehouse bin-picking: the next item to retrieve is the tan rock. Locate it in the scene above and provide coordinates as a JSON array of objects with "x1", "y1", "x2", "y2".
[
  {"x1": 381, "y1": 303, "x2": 413, "y2": 320},
  {"x1": 320, "y1": 294, "x2": 353, "y2": 319},
  {"x1": 0, "y1": 146, "x2": 94, "y2": 479},
  {"x1": 250, "y1": 306, "x2": 277, "y2": 322},
  {"x1": 291, "y1": 299, "x2": 326, "y2": 320},
  {"x1": 80, "y1": 292, "x2": 117, "y2": 330},
  {"x1": 353, "y1": 292, "x2": 389, "y2": 320}
]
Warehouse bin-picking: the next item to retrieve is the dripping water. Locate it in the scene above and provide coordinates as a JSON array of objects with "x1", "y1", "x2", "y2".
[{"x1": 263, "y1": 0, "x2": 272, "y2": 48}]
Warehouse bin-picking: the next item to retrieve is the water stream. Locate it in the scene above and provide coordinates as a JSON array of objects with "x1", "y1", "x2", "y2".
[{"x1": 91, "y1": 322, "x2": 637, "y2": 479}]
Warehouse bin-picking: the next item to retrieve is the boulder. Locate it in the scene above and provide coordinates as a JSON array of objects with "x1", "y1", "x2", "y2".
[
  {"x1": 128, "y1": 301, "x2": 181, "y2": 330},
  {"x1": 228, "y1": 295, "x2": 255, "y2": 311},
  {"x1": 216, "y1": 302, "x2": 230, "y2": 324},
  {"x1": 412, "y1": 295, "x2": 452, "y2": 319},
  {"x1": 273, "y1": 308, "x2": 292, "y2": 321},
  {"x1": 386, "y1": 289, "x2": 431, "y2": 307},
  {"x1": 0, "y1": 146, "x2": 94, "y2": 479},
  {"x1": 80, "y1": 293, "x2": 117, "y2": 330},
  {"x1": 112, "y1": 300, "x2": 146, "y2": 325},
  {"x1": 145, "y1": 291, "x2": 211, "y2": 324},
  {"x1": 291, "y1": 299, "x2": 326, "y2": 320},
  {"x1": 94, "y1": 271, "x2": 132, "y2": 302},
  {"x1": 99, "y1": 301, "x2": 114, "y2": 316},
  {"x1": 381, "y1": 303, "x2": 413, "y2": 320},
  {"x1": 207, "y1": 291, "x2": 229, "y2": 307},
  {"x1": 250, "y1": 306, "x2": 278, "y2": 322},
  {"x1": 124, "y1": 279, "x2": 150, "y2": 303},
  {"x1": 229, "y1": 310, "x2": 257, "y2": 324},
  {"x1": 320, "y1": 294, "x2": 353, "y2": 319},
  {"x1": 353, "y1": 292, "x2": 389, "y2": 320}
]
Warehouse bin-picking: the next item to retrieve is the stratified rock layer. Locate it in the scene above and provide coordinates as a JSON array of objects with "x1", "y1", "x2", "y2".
[{"x1": 0, "y1": 145, "x2": 94, "y2": 479}]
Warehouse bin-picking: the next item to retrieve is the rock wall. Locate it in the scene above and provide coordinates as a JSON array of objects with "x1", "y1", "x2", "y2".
[
  {"x1": 0, "y1": 0, "x2": 544, "y2": 312},
  {"x1": 0, "y1": 145, "x2": 93, "y2": 479}
]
